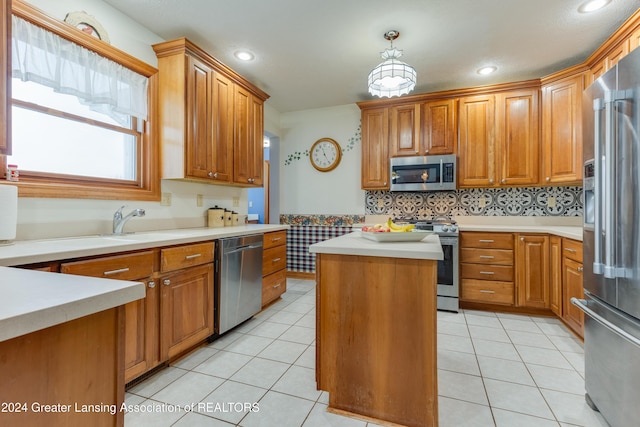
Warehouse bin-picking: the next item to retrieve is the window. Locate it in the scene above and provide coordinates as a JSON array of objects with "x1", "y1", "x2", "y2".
[{"x1": 1, "y1": 3, "x2": 159, "y2": 200}]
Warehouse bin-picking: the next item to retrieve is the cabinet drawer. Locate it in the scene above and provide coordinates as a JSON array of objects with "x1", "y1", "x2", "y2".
[
  {"x1": 563, "y1": 239, "x2": 583, "y2": 263},
  {"x1": 262, "y1": 269, "x2": 287, "y2": 306},
  {"x1": 461, "y1": 232, "x2": 514, "y2": 249},
  {"x1": 460, "y1": 263, "x2": 513, "y2": 281},
  {"x1": 61, "y1": 251, "x2": 154, "y2": 280},
  {"x1": 263, "y1": 230, "x2": 286, "y2": 249},
  {"x1": 461, "y1": 279, "x2": 514, "y2": 305},
  {"x1": 262, "y1": 245, "x2": 287, "y2": 276},
  {"x1": 161, "y1": 242, "x2": 214, "y2": 272},
  {"x1": 460, "y1": 248, "x2": 513, "y2": 265}
]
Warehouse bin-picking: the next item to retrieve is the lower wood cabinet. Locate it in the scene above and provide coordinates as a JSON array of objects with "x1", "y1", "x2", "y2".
[
  {"x1": 262, "y1": 230, "x2": 287, "y2": 307},
  {"x1": 562, "y1": 238, "x2": 584, "y2": 337},
  {"x1": 549, "y1": 236, "x2": 563, "y2": 316},
  {"x1": 515, "y1": 234, "x2": 550, "y2": 309}
]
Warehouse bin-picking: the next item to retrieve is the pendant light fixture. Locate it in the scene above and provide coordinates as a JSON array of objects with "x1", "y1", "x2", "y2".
[{"x1": 367, "y1": 30, "x2": 417, "y2": 98}]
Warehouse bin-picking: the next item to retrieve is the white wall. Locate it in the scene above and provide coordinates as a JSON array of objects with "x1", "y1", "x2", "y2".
[
  {"x1": 14, "y1": 0, "x2": 278, "y2": 240},
  {"x1": 279, "y1": 104, "x2": 364, "y2": 215}
]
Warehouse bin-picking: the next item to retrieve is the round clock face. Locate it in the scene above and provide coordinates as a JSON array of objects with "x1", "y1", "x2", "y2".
[{"x1": 310, "y1": 138, "x2": 342, "y2": 172}]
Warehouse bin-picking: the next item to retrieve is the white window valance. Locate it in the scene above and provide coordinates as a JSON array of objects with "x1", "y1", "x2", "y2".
[{"x1": 11, "y1": 15, "x2": 148, "y2": 125}]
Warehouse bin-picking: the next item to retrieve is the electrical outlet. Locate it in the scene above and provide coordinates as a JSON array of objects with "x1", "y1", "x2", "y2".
[
  {"x1": 233, "y1": 197, "x2": 239, "y2": 207},
  {"x1": 548, "y1": 196, "x2": 557, "y2": 208},
  {"x1": 377, "y1": 199, "x2": 385, "y2": 208},
  {"x1": 479, "y1": 197, "x2": 486, "y2": 208},
  {"x1": 196, "y1": 194, "x2": 203, "y2": 207},
  {"x1": 249, "y1": 201, "x2": 253, "y2": 208},
  {"x1": 160, "y1": 192, "x2": 172, "y2": 206}
]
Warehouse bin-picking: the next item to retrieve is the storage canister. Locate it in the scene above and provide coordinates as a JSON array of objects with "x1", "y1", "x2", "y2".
[
  {"x1": 232, "y1": 211, "x2": 239, "y2": 225},
  {"x1": 207, "y1": 206, "x2": 225, "y2": 228},
  {"x1": 224, "y1": 209, "x2": 233, "y2": 226}
]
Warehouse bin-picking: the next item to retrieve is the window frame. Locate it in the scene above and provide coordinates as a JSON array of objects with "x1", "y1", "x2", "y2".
[{"x1": 1, "y1": 0, "x2": 160, "y2": 201}]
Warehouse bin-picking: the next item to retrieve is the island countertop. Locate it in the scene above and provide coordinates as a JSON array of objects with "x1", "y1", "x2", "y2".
[
  {"x1": 309, "y1": 231, "x2": 444, "y2": 260},
  {"x1": 0, "y1": 266, "x2": 145, "y2": 342}
]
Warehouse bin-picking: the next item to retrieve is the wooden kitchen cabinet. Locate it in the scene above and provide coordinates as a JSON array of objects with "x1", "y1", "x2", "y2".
[
  {"x1": 0, "y1": 0, "x2": 9, "y2": 156},
  {"x1": 549, "y1": 235, "x2": 563, "y2": 316},
  {"x1": 460, "y1": 232, "x2": 515, "y2": 306},
  {"x1": 515, "y1": 234, "x2": 550, "y2": 309},
  {"x1": 262, "y1": 230, "x2": 287, "y2": 307},
  {"x1": 541, "y1": 73, "x2": 584, "y2": 185},
  {"x1": 458, "y1": 94, "x2": 495, "y2": 187},
  {"x1": 153, "y1": 38, "x2": 268, "y2": 187},
  {"x1": 562, "y1": 238, "x2": 584, "y2": 337},
  {"x1": 360, "y1": 107, "x2": 390, "y2": 190},
  {"x1": 60, "y1": 251, "x2": 159, "y2": 383},
  {"x1": 389, "y1": 99, "x2": 456, "y2": 157}
]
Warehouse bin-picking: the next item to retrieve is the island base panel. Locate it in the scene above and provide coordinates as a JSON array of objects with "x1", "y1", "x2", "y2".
[{"x1": 317, "y1": 254, "x2": 438, "y2": 427}]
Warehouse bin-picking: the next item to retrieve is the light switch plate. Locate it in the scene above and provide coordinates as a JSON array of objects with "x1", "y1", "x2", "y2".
[
  {"x1": 161, "y1": 192, "x2": 172, "y2": 206},
  {"x1": 479, "y1": 197, "x2": 486, "y2": 208},
  {"x1": 233, "y1": 197, "x2": 239, "y2": 207},
  {"x1": 196, "y1": 194, "x2": 203, "y2": 207}
]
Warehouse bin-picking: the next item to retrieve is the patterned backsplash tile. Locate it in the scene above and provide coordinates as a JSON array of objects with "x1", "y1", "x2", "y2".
[{"x1": 365, "y1": 186, "x2": 583, "y2": 220}]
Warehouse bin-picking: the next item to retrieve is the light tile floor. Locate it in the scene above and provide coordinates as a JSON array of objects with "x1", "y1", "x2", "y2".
[{"x1": 125, "y1": 279, "x2": 609, "y2": 427}]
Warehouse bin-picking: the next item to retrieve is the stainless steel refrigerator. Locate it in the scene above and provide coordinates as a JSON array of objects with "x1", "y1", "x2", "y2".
[{"x1": 577, "y1": 46, "x2": 640, "y2": 427}]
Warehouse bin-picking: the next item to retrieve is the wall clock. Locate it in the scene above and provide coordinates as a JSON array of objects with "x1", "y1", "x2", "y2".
[
  {"x1": 310, "y1": 138, "x2": 342, "y2": 172},
  {"x1": 64, "y1": 11, "x2": 110, "y2": 44}
]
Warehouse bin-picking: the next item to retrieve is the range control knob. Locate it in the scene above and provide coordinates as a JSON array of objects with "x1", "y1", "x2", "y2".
[
  {"x1": 450, "y1": 225, "x2": 458, "y2": 233},
  {"x1": 441, "y1": 225, "x2": 450, "y2": 232}
]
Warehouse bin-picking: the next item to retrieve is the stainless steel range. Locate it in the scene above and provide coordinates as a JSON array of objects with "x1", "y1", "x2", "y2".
[{"x1": 398, "y1": 219, "x2": 459, "y2": 312}]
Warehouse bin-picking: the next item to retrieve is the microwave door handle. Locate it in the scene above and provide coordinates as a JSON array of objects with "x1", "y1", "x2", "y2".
[
  {"x1": 604, "y1": 92, "x2": 616, "y2": 279},
  {"x1": 439, "y1": 159, "x2": 443, "y2": 187},
  {"x1": 593, "y1": 98, "x2": 604, "y2": 275}
]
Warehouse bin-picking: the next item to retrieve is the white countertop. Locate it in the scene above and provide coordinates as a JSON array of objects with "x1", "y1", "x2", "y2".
[
  {"x1": 0, "y1": 266, "x2": 145, "y2": 342},
  {"x1": 454, "y1": 216, "x2": 583, "y2": 241},
  {"x1": 309, "y1": 232, "x2": 444, "y2": 260},
  {"x1": 0, "y1": 224, "x2": 288, "y2": 266}
]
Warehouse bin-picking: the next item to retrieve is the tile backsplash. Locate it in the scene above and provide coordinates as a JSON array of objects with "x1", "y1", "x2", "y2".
[{"x1": 366, "y1": 186, "x2": 583, "y2": 219}]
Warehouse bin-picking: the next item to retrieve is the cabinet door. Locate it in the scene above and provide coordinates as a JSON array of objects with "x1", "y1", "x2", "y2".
[
  {"x1": 606, "y1": 40, "x2": 630, "y2": 69},
  {"x1": 549, "y1": 236, "x2": 562, "y2": 316},
  {"x1": 630, "y1": 26, "x2": 640, "y2": 52},
  {"x1": 361, "y1": 107, "x2": 389, "y2": 189},
  {"x1": 250, "y1": 94, "x2": 264, "y2": 186},
  {"x1": 124, "y1": 278, "x2": 159, "y2": 383},
  {"x1": 209, "y1": 71, "x2": 234, "y2": 182},
  {"x1": 161, "y1": 264, "x2": 214, "y2": 359},
  {"x1": 233, "y1": 86, "x2": 263, "y2": 186},
  {"x1": 563, "y1": 258, "x2": 584, "y2": 337},
  {"x1": 542, "y1": 74, "x2": 584, "y2": 184},
  {"x1": 0, "y1": 0, "x2": 9, "y2": 155},
  {"x1": 516, "y1": 234, "x2": 550, "y2": 309},
  {"x1": 421, "y1": 99, "x2": 456, "y2": 155},
  {"x1": 458, "y1": 95, "x2": 495, "y2": 187},
  {"x1": 186, "y1": 56, "x2": 213, "y2": 180},
  {"x1": 496, "y1": 89, "x2": 539, "y2": 185},
  {"x1": 389, "y1": 104, "x2": 420, "y2": 157}
]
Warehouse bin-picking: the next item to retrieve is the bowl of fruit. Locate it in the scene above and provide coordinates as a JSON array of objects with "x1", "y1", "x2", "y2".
[{"x1": 360, "y1": 219, "x2": 433, "y2": 242}]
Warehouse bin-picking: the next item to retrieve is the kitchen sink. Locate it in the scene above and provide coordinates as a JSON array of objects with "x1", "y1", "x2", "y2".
[{"x1": 99, "y1": 232, "x2": 194, "y2": 242}]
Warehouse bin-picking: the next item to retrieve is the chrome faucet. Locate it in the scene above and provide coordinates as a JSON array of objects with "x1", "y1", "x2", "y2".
[{"x1": 113, "y1": 206, "x2": 145, "y2": 235}]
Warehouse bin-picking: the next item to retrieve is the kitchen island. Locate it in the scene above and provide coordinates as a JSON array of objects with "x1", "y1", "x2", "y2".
[
  {"x1": 0, "y1": 266, "x2": 145, "y2": 427},
  {"x1": 309, "y1": 232, "x2": 443, "y2": 427}
]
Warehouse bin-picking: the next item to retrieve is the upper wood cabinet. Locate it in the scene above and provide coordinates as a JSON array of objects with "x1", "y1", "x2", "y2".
[
  {"x1": 389, "y1": 99, "x2": 456, "y2": 157},
  {"x1": 541, "y1": 74, "x2": 584, "y2": 185},
  {"x1": 153, "y1": 38, "x2": 269, "y2": 187},
  {"x1": 361, "y1": 107, "x2": 390, "y2": 190},
  {"x1": 458, "y1": 94, "x2": 496, "y2": 187},
  {"x1": 0, "y1": 0, "x2": 10, "y2": 156}
]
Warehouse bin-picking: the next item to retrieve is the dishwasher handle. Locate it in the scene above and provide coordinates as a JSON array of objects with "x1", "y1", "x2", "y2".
[{"x1": 225, "y1": 243, "x2": 263, "y2": 255}]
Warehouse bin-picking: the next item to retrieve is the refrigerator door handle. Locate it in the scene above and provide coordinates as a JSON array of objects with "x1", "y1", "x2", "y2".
[
  {"x1": 603, "y1": 93, "x2": 616, "y2": 279},
  {"x1": 593, "y1": 98, "x2": 604, "y2": 275},
  {"x1": 572, "y1": 298, "x2": 640, "y2": 347}
]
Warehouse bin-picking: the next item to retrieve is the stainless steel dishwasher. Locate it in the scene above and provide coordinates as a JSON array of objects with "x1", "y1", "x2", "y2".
[{"x1": 215, "y1": 234, "x2": 263, "y2": 334}]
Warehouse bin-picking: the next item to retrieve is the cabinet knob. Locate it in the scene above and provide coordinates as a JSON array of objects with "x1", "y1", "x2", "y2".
[
  {"x1": 148, "y1": 281, "x2": 156, "y2": 288},
  {"x1": 163, "y1": 279, "x2": 171, "y2": 286},
  {"x1": 501, "y1": 179, "x2": 506, "y2": 184},
  {"x1": 546, "y1": 177, "x2": 551, "y2": 182},
  {"x1": 577, "y1": 266, "x2": 584, "y2": 272},
  {"x1": 208, "y1": 172, "x2": 213, "y2": 177},
  {"x1": 424, "y1": 149, "x2": 429, "y2": 154},
  {"x1": 489, "y1": 179, "x2": 494, "y2": 184},
  {"x1": 415, "y1": 150, "x2": 419, "y2": 154},
  {"x1": 383, "y1": 182, "x2": 387, "y2": 186},
  {"x1": 520, "y1": 237, "x2": 525, "y2": 241}
]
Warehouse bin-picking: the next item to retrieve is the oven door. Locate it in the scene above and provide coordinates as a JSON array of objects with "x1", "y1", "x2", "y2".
[{"x1": 437, "y1": 236, "x2": 459, "y2": 298}]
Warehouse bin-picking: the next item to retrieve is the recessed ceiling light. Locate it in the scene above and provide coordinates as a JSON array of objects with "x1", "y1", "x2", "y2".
[
  {"x1": 234, "y1": 50, "x2": 254, "y2": 61},
  {"x1": 578, "y1": 0, "x2": 611, "y2": 13},
  {"x1": 477, "y1": 66, "x2": 497, "y2": 75}
]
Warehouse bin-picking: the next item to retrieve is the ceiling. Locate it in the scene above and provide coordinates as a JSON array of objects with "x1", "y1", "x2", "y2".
[{"x1": 103, "y1": 0, "x2": 639, "y2": 113}]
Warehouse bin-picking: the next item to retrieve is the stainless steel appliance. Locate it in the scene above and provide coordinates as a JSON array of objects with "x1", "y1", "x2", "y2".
[
  {"x1": 216, "y1": 234, "x2": 263, "y2": 334},
  {"x1": 399, "y1": 218, "x2": 459, "y2": 311},
  {"x1": 390, "y1": 154, "x2": 456, "y2": 192},
  {"x1": 575, "y1": 47, "x2": 640, "y2": 427}
]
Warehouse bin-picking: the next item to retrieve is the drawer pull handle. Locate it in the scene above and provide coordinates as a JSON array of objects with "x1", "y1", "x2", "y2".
[
  {"x1": 479, "y1": 255, "x2": 494, "y2": 259},
  {"x1": 273, "y1": 283, "x2": 281, "y2": 289},
  {"x1": 272, "y1": 258, "x2": 281, "y2": 262},
  {"x1": 185, "y1": 253, "x2": 202, "y2": 260},
  {"x1": 479, "y1": 271, "x2": 494, "y2": 275},
  {"x1": 272, "y1": 237, "x2": 281, "y2": 242},
  {"x1": 104, "y1": 267, "x2": 129, "y2": 276},
  {"x1": 565, "y1": 248, "x2": 577, "y2": 253},
  {"x1": 479, "y1": 290, "x2": 496, "y2": 294},
  {"x1": 479, "y1": 239, "x2": 494, "y2": 243}
]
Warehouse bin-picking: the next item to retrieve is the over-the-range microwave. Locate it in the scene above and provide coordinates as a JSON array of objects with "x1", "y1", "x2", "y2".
[{"x1": 390, "y1": 154, "x2": 456, "y2": 192}]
